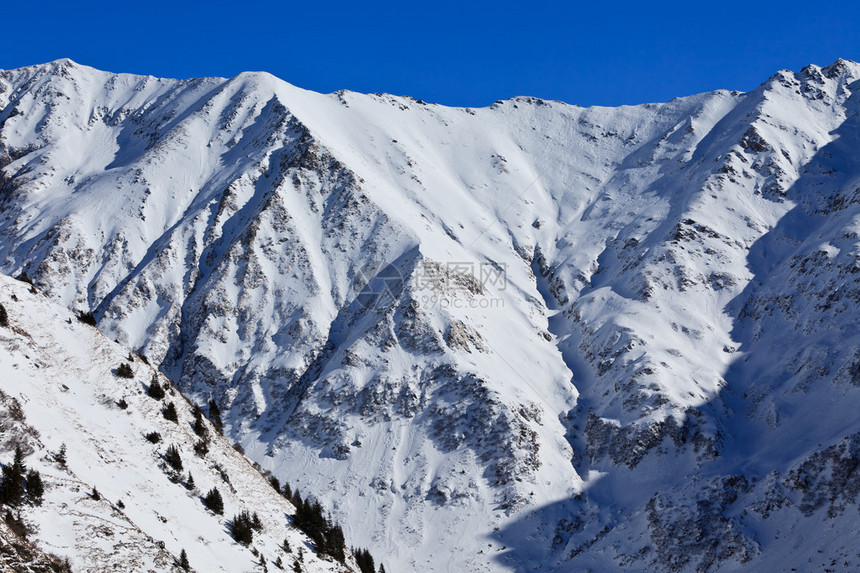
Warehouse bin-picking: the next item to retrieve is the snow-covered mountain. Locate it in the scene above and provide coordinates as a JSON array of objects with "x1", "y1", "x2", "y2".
[
  {"x1": 0, "y1": 272, "x2": 367, "y2": 572},
  {"x1": 1, "y1": 58, "x2": 859, "y2": 571}
]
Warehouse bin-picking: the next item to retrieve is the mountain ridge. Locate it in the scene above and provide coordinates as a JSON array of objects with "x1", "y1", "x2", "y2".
[{"x1": 1, "y1": 57, "x2": 860, "y2": 571}]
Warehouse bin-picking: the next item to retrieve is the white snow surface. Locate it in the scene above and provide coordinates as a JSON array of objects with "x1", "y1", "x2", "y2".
[{"x1": 1, "y1": 58, "x2": 860, "y2": 571}]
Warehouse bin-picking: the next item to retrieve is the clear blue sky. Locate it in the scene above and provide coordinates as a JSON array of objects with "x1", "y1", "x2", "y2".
[{"x1": 2, "y1": 0, "x2": 858, "y2": 108}]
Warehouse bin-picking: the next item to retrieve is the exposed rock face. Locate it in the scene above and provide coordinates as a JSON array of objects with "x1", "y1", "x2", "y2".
[{"x1": 2, "y1": 58, "x2": 860, "y2": 571}]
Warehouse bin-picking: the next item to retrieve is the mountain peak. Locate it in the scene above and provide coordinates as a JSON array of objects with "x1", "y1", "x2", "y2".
[{"x1": 822, "y1": 57, "x2": 860, "y2": 79}]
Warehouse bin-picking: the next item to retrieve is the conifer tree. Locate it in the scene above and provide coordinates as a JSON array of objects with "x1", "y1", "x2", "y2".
[
  {"x1": 25, "y1": 469, "x2": 43, "y2": 505},
  {"x1": 326, "y1": 523, "x2": 346, "y2": 563},
  {"x1": 55, "y1": 443, "x2": 67, "y2": 467},
  {"x1": 12, "y1": 447, "x2": 24, "y2": 475},
  {"x1": 0, "y1": 446, "x2": 26, "y2": 506},
  {"x1": 193, "y1": 439, "x2": 209, "y2": 457},
  {"x1": 147, "y1": 374, "x2": 165, "y2": 400},
  {"x1": 192, "y1": 404, "x2": 208, "y2": 438},
  {"x1": 165, "y1": 444, "x2": 183, "y2": 472},
  {"x1": 77, "y1": 310, "x2": 97, "y2": 326},
  {"x1": 179, "y1": 548, "x2": 190, "y2": 571},
  {"x1": 207, "y1": 399, "x2": 223, "y2": 432},
  {"x1": 353, "y1": 548, "x2": 375, "y2": 573},
  {"x1": 0, "y1": 303, "x2": 8, "y2": 328},
  {"x1": 163, "y1": 402, "x2": 179, "y2": 423},
  {"x1": 203, "y1": 487, "x2": 224, "y2": 514},
  {"x1": 115, "y1": 362, "x2": 134, "y2": 378},
  {"x1": 231, "y1": 510, "x2": 254, "y2": 545}
]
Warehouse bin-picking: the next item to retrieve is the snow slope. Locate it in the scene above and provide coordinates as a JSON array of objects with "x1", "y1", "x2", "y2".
[
  {"x1": 1, "y1": 58, "x2": 860, "y2": 571},
  {"x1": 0, "y1": 273, "x2": 362, "y2": 573}
]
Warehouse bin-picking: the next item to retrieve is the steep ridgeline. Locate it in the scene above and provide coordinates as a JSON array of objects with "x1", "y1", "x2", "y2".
[
  {"x1": 0, "y1": 274, "x2": 367, "y2": 573},
  {"x1": 1, "y1": 58, "x2": 860, "y2": 571}
]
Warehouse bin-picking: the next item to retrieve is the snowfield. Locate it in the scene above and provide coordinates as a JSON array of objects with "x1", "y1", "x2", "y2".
[{"x1": 0, "y1": 58, "x2": 859, "y2": 571}]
